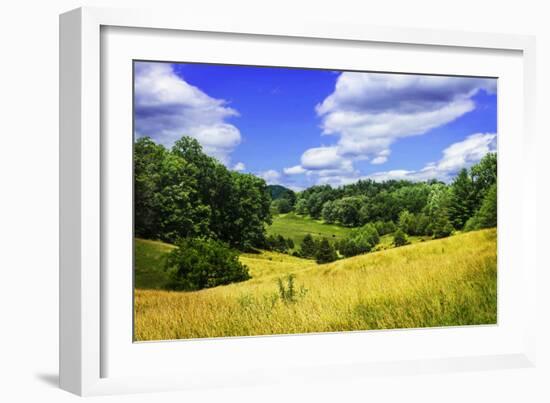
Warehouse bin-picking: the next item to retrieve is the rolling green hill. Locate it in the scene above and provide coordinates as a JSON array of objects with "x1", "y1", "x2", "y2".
[
  {"x1": 134, "y1": 229, "x2": 497, "y2": 341},
  {"x1": 134, "y1": 238, "x2": 176, "y2": 289}
]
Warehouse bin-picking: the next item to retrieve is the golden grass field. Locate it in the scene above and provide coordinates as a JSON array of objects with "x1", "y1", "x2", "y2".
[{"x1": 134, "y1": 228, "x2": 497, "y2": 341}]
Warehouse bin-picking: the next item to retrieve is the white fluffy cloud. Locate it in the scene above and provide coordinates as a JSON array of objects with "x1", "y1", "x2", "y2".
[
  {"x1": 285, "y1": 72, "x2": 495, "y2": 183},
  {"x1": 232, "y1": 162, "x2": 246, "y2": 172},
  {"x1": 371, "y1": 149, "x2": 391, "y2": 165},
  {"x1": 283, "y1": 165, "x2": 306, "y2": 175},
  {"x1": 368, "y1": 133, "x2": 496, "y2": 183},
  {"x1": 134, "y1": 62, "x2": 241, "y2": 164},
  {"x1": 258, "y1": 169, "x2": 281, "y2": 185}
]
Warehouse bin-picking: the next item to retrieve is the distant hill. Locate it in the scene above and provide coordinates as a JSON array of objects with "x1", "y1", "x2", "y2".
[{"x1": 267, "y1": 184, "x2": 295, "y2": 201}]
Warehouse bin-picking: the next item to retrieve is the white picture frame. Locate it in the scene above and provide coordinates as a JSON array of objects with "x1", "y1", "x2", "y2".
[{"x1": 59, "y1": 6, "x2": 537, "y2": 396}]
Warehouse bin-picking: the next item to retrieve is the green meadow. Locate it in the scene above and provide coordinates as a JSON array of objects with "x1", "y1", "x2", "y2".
[{"x1": 266, "y1": 212, "x2": 352, "y2": 247}]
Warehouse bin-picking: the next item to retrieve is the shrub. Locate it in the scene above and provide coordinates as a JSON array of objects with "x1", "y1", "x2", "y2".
[
  {"x1": 277, "y1": 274, "x2": 308, "y2": 303},
  {"x1": 431, "y1": 215, "x2": 454, "y2": 239},
  {"x1": 464, "y1": 216, "x2": 479, "y2": 232},
  {"x1": 414, "y1": 213, "x2": 430, "y2": 236},
  {"x1": 265, "y1": 234, "x2": 294, "y2": 253},
  {"x1": 316, "y1": 238, "x2": 338, "y2": 264},
  {"x1": 338, "y1": 223, "x2": 380, "y2": 258},
  {"x1": 300, "y1": 234, "x2": 318, "y2": 258},
  {"x1": 374, "y1": 220, "x2": 396, "y2": 236},
  {"x1": 286, "y1": 238, "x2": 295, "y2": 250},
  {"x1": 166, "y1": 237, "x2": 250, "y2": 291},
  {"x1": 271, "y1": 198, "x2": 292, "y2": 214},
  {"x1": 276, "y1": 235, "x2": 287, "y2": 251},
  {"x1": 393, "y1": 228, "x2": 410, "y2": 247}
]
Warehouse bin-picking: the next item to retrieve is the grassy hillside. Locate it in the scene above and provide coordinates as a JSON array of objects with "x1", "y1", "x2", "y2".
[
  {"x1": 134, "y1": 239, "x2": 176, "y2": 289},
  {"x1": 134, "y1": 229, "x2": 497, "y2": 341},
  {"x1": 266, "y1": 212, "x2": 353, "y2": 247}
]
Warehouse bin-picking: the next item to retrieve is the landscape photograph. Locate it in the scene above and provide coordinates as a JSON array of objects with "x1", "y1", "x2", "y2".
[{"x1": 133, "y1": 61, "x2": 497, "y2": 341}]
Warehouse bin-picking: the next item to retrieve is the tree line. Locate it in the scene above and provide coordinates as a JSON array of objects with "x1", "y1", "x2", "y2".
[
  {"x1": 135, "y1": 135, "x2": 496, "y2": 290},
  {"x1": 135, "y1": 136, "x2": 272, "y2": 250},
  {"x1": 271, "y1": 153, "x2": 496, "y2": 260},
  {"x1": 285, "y1": 152, "x2": 497, "y2": 237}
]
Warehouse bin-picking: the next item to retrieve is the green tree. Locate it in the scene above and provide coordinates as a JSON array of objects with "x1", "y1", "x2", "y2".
[
  {"x1": 470, "y1": 153, "x2": 497, "y2": 203},
  {"x1": 393, "y1": 228, "x2": 410, "y2": 247},
  {"x1": 135, "y1": 136, "x2": 273, "y2": 249},
  {"x1": 294, "y1": 198, "x2": 308, "y2": 215},
  {"x1": 277, "y1": 198, "x2": 292, "y2": 213},
  {"x1": 414, "y1": 213, "x2": 430, "y2": 236},
  {"x1": 362, "y1": 191, "x2": 401, "y2": 223},
  {"x1": 315, "y1": 238, "x2": 337, "y2": 264},
  {"x1": 286, "y1": 238, "x2": 295, "y2": 250},
  {"x1": 425, "y1": 184, "x2": 453, "y2": 239},
  {"x1": 224, "y1": 172, "x2": 272, "y2": 250},
  {"x1": 334, "y1": 196, "x2": 365, "y2": 227},
  {"x1": 300, "y1": 234, "x2": 318, "y2": 258},
  {"x1": 449, "y1": 169, "x2": 477, "y2": 230},
  {"x1": 431, "y1": 213, "x2": 454, "y2": 239},
  {"x1": 277, "y1": 235, "x2": 288, "y2": 252},
  {"x1": 338, "y1": 223, "x2": 380, "y2": 258},
  {"x1": 271, "y1": 198, "x2": 292, "y2": 214},
  {"x1": 393, "y1": 183, "x2": 431, "y2": 214},
  {"x1": 476, "y1": 183, "x2": 497, "y2": 228},
  {"x1": 134, "y1": 137, "x2": 167, "y2": 239},
  {"x1": 321, "y1": 200, "x2": 338, "y2": 224},
  {"x1": 398, "y1": 210, "x2": 416, "y2": 235},
  {"x1": 302, "y1": 185, "x2": 337, "y2": 218},
  {"x1": 166, "y1": 238, "x2": 250, "y2": 291},
  {"x1": 374, "y1": 220, "x2": 396, "y2": 236},
  {"x1": 465, "y1": 183, "x2": 497, "y2": 230},
  {"x1": 156, "y1": 153, "x2": 211, "y2": 243}
]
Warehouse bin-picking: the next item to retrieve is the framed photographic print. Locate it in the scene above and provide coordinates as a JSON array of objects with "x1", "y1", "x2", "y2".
[{"x1": 60, "y1": 7, "x2": 537, "y2": 396}]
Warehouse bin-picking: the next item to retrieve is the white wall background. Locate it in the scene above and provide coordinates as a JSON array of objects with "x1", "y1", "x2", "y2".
[{"x1": 0, "y1": 1, "x2": 548, "y2": 401}]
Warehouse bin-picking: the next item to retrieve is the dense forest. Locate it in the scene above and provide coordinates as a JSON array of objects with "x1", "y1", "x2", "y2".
[
  {"x1": 135, "y1": 135, "x2": 497, "y2": 290},
  {"x1": 135, "y1": 136, "x2": 272, "y2": 250}
]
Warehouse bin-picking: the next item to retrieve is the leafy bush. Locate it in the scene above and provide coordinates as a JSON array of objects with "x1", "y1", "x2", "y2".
[
  {"x1": 286, "y1": 238, "x2": 295, "y2": 250},
  {"x1": 166, "y1": 237, "x2": 250, "y2": 291},
  {"x1": 414, "y1": 213, "x2": 430, "y2": 236},
  {"x1": 338, "y1": 223, "x2": 380, "y2": 258},
  {"x1": 265, "y1": 234, "x2": 295, "y2": 253},
  {"x1": 316, "y1": 238, "x2": 338, "y2": 264},
  {"x1": 374, "y1": 220, "x2": 396, "y2": 236},
  {"x1": 431, "y1": 213, "x2": 454, "y2": 239},
  {"x1": 392, "y1": 228, "x2": 410, "y2": 247},
  {"x1": 271, "y1": 198, "x2": 292, "y2": 214},
  {"x1": 300, "y1": 234, "x2": 318, "y2": 258}
]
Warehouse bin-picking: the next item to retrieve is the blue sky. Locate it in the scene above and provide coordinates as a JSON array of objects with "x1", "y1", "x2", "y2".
[{"x1": 134, "y1": 61, "x2": 497, "y2": 190}]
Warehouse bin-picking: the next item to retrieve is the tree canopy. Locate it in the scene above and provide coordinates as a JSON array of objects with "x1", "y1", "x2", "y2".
[{"x1": 135, "y1": 136, "x2": 272, "y2": 249}]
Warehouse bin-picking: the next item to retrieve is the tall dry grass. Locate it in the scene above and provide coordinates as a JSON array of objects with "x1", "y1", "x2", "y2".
[{"x1": 134, "y1": 229, "x2": 497, "y2": 341}]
